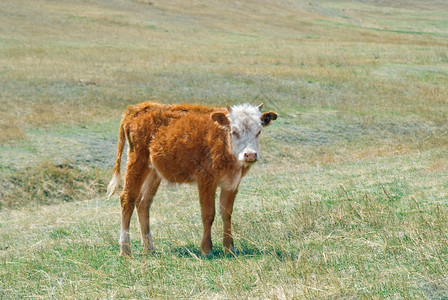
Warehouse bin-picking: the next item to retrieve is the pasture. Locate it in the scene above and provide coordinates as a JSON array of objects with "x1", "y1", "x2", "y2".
[{"x1": 1, "y1": 0, "x2": 448, "y2": 298}]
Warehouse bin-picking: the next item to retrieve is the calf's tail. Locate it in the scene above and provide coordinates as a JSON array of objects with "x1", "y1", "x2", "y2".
[{"x1": 107, "y1": 121, "x2": 127, "y2": 198}]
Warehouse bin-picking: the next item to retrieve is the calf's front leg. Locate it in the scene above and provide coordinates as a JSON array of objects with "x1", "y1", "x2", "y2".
[
  {"x1": 219, "y1": 188, "x2": 238, "y2": 253},
  {"x1": 198, "y1": 181, "x2": 217, "y2": 256}
]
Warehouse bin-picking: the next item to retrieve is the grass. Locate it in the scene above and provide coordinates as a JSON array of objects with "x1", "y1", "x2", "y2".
[
  {"x1": 1, "y1": 151, "x2": 448, "y2": 298},
  {"x1": 0, "y1": 161, "x2": 107, "y2": 209},
  {"x1": 1, "y1": 0, "x2": 448, "y2": 298}
]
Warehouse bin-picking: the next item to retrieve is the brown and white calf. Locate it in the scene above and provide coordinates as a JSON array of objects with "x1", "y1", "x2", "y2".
[{"x1": 107, "y1": 101, "x2": 277, "y2": 256}]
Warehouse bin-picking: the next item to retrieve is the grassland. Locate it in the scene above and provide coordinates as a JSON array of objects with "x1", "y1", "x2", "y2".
[{"x1": 1, "y1": 0, "x2": 448, "y2": 298}]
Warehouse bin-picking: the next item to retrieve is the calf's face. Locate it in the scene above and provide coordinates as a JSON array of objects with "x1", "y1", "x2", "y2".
[{"x1": 212, "y1": 103, "x2": 278, "y2": 166}]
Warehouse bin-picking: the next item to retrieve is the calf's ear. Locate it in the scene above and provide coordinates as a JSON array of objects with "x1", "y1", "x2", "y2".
[
  {"x1": 212, "y1": 112, "x2": 230, "y2": 126},
  {"x1": 261, "y1": 111, "x2": 278, "y2": 126}
]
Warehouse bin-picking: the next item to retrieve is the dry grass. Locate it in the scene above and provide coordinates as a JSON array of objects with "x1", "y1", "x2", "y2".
[
  {"x1": 1, "y1": 149, "x2": 447, "y2": 298},
  {"x1": 1, "y1": 0, "x2": 447, "y2": 143},
  {"x1": 0, "y1": 161, "x2": 107, "y2": 209}
]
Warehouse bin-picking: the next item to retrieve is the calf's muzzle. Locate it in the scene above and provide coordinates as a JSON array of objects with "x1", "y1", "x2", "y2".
[{"x1": 244, "y1": 151, "x2": 258, "y2": 163}]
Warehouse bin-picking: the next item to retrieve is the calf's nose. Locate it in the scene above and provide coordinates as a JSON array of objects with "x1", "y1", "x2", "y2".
[{"x1": 244, "y1": 152, "x2": 258, "y2": 163}]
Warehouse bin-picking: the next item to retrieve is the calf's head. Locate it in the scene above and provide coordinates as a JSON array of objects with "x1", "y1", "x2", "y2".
[{"x1": 212, "y1": 103, "x2": 277, "y2": 166}]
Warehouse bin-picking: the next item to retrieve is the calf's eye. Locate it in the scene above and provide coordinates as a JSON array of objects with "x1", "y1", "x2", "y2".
[
  {"x1": 231, "y1": 131, "x2": 240, "y2": 138},
  {"x1": 256, "y1": 130, "x2": 261, "y2": 137}
]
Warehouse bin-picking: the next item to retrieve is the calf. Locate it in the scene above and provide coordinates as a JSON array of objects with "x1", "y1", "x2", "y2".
[{"x1": 107, "y1": 101, "x2": 277, "y2": 256}]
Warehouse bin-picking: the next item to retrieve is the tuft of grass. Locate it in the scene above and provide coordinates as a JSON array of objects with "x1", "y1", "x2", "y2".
[{"x1": 0, "y1": 161, "x2": 107, "y2": 209}]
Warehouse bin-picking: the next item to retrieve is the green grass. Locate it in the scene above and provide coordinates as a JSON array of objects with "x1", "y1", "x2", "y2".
[
  {"x1": 1, "y1": 0, "x2": 448, "y2": 298},
  {"x1": 1, "y1": 151, "x2": 448, "y2": 298},
  {"x1": 317, "y1": 19, "x2": 448, "y2": 38}
]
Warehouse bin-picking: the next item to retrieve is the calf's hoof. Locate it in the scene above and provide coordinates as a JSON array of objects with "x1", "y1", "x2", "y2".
[
  {"x1": 201, "y1": 251, "x2": 213, "y2": 258},
  {"x1": 142, "y1": 246, "x2": 155, "y2": 255},
  {"x1": 224, "y1": 247, "x2": 240, "y2": 256},
  {"x1": 201, "y1": 240, "x2": 212, "y2": 257},
  {"x1": 200, "y1": 246, "x2": 213, "y2": 258},
  {"x1": 120, "y1": 244, "x2": 132, "y2": 257}
]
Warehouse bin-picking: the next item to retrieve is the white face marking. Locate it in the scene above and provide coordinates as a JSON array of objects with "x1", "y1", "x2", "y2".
[{"x1": 228, "y1": 104, "x2": 263, "y2": 166}]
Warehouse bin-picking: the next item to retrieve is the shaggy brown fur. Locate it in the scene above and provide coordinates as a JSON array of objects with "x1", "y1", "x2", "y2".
[{"x1": 109, "y1": 101, "x2": 226, "y2": 184}]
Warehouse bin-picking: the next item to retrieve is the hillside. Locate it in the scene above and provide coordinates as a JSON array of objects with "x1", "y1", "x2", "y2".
[{"x1": 1, "y1": 0, "x2": 448, "y2": 298}]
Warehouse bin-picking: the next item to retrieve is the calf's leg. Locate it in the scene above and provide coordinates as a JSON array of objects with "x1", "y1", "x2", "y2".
[
  {"x1": 198, "y1": 181, "x2": 217, "y2": 256},
  {"x1": 120, "y1": 190, "x2": 137, "y2": 256},
  {"x1": 136, "y1": 169, "x2": 161, "y2": 253},
  {"x1": 219, "y1": 188, "x2": 238, "y2": 253},
  {"x1": 120, "y1": 158, "x2": 149, "y2": 256}
]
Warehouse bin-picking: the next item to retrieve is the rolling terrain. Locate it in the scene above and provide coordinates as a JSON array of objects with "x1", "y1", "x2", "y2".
[{"x1": 1, "y1": 0, "x2": 448, "y2": 298}]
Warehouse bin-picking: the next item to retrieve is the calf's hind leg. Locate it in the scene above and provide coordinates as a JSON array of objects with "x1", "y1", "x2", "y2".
[
  {"x1": 120, "y1": 159, "x2": 149, "y2": 256},
  {"x1": 136, "y1": 169, "x2": 161, "y2": 253}
]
